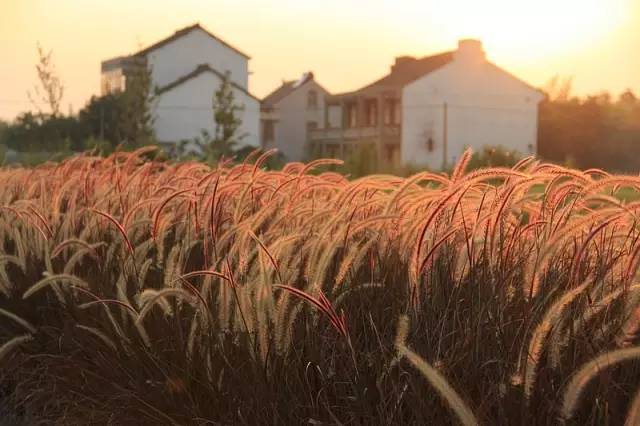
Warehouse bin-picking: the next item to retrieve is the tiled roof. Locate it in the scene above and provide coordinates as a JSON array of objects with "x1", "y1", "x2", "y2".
[
  {"x1": 364, "y1": 52, "x2": 454, "y2": 89},
  {"x1": 156, "y1": 64, "x2": 259, "y2": 101},
  {"x1": 261, "y1": 81, "x2": 296, "y2": 107},
  {"x1": 332, "y1": 51, "x2": 454, "y2": 98},
  {"x1": 262, "y1": 72, "x2": 316, "y2": 107},
  {"x1": 135, "y1": 23, "x2": 250, "y2": 59}
]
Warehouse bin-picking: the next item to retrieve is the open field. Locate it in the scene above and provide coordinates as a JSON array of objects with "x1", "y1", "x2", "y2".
[{"x1": 2, "y1": 148, "x2": 640, "y2": 424}]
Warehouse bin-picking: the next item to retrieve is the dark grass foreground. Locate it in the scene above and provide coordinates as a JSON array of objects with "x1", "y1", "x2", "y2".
[{"x1": 2, "y1": 149, "x2": 640, "y2": 425}]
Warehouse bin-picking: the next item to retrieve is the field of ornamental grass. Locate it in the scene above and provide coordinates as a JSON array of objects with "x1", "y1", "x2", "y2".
[{"x1": 2, "y1": 147, "x2": 640, "y2": 424}]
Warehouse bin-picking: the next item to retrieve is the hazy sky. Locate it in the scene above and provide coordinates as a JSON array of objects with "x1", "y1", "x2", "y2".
[{"x1": 1, "y1": 0, "x2": 639, "y2": 120}]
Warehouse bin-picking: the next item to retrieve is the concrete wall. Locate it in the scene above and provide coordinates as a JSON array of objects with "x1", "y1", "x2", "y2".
[
  {"x1": 154, "y1": 71, "x2": 260, "y2": 149},
  {"x1": 266, "y1": 80, "x2": 327, "y2": 161},
  {"x1": 401, "y1": 54, "x2": 543, "y2": 169},
  {"x1": 146, "y1": 28, "x2": 249, "y2": 90}
]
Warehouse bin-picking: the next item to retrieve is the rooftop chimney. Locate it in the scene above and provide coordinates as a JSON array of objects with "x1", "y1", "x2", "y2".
[
  {"x1": 455, "y1": 39, "x2": 485, "y2": 64},
  {"x1": 392, "y1": 56, "x2": 417, "y2": 73}
]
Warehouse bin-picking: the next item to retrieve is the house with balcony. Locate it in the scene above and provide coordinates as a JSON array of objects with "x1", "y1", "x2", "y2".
[
  {"x1": 100, "y1": 23, "x2": 260, "y2": 150},
  {"x1": 261, "y1": 72, "x2": 329, "y2": 161},
  {"x1": 310, "y1": 39, "x2": 544, "y2": 170}
]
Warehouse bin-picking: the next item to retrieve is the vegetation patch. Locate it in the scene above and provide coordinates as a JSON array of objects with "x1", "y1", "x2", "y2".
[{"x1": 1, "y1": 148, "x2": 640, "y2": 424}]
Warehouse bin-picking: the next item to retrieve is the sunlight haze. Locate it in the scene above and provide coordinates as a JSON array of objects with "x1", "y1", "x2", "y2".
[{"x1": 0, "y1": 0, "x2": 638, "y2": 119}]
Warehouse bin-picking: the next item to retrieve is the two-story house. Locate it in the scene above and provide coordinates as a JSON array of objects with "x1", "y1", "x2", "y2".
[
  {"x1": 310, "y1": 39, "x2": 544, "y2": 170},
  {"x1": 261, "y1": 72, "x2": 329, "y2": 161},
  {"x1": 101, "y1": 23, "x2": 260, "y2": 150}
]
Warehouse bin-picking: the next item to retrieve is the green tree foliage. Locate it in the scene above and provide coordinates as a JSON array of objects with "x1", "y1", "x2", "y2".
[
  {"x1": 118, "y1": 59, "x2": 156, "y2": 148},
  {"x1": 77, "y1": 94, "x2": 126, "y2": 152},
  {"x1": 210, "y1": 72, "x2": 245, "y2": 159},
  {"x1": 3, "y1": 58, "x2": 157, "y2": 160},
  {"x1": 342, "y1": 143, "x2": 378, "y2": 178},
  {"x1": 466, "y1": 145, "x2": 522, "y2": 170},
  {"x1": 4, "y1": 112, "x2": 83, "y2": 153},
  {"x1": 0, "y1": 120, "x2": 7, "y2": 165},
  {"x1": 175, "y1": 72, "x2": 246, "y2": 163},
  {"x1": 538, "y1": 79, "x2": 640, "y2": 172}
]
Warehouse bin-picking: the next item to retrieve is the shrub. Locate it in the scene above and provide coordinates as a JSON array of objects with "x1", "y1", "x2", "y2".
[{"x1": 466, "y1": 145, "x2": 522, "y2": 170}]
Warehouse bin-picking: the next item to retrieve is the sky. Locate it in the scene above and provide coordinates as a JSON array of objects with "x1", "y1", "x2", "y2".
[{"x1": 1, "y1": 0, "x2": 639, "y2": 120}]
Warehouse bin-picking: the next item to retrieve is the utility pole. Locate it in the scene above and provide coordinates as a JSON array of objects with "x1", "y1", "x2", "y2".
[{"x1": 442, "y1": 102, "x2": 448, "y2": 170}]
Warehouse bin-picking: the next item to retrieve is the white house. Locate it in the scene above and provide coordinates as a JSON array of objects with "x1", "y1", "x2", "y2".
[
  {"x1": 310, "y1": 39, "x2": 544, "y2": 169},
  {"x1": 261, "y1": 72, "x2": 329, "y2": 161},
  {"x1": 101, "y1": 23, "x2": 260, "y2": 150}
]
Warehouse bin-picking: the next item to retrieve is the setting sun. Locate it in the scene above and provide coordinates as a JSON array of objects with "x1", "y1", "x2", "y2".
[{"x1": 403, "y1": 0, "x2": 629, "y2": 59}]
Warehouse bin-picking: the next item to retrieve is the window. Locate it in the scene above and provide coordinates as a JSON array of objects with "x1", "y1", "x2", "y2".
[
  {"x1": 327, "y1": 105, "x2": 341, "y2": 128},
  {"x1": 263, "y1": 120, "x2": 275, "y2": 143},
  {"x1": 346, "y1": 103, "x2": 358, "y2": 128},
  {"x1": 394, "y1": 101, "x2": 401, "y2": 125},
  {"x1": 307, "y1": 90, "x2": 318, "y2": 109},
  {"x1": 383, "y1": 99, "x2": 399, "y2": 125},
  {"x1": 101, "y1": 71, "x2": 123, "y2": 95},
  {"x1": 365, "y1": 99, "x2": 378, "y2": 126},
  {"x1": 427, "y1": 137, "x2": 434, "y2": 152},
  {"x1": 306, "y1": 121, "x2": 318, "y2": 141}
]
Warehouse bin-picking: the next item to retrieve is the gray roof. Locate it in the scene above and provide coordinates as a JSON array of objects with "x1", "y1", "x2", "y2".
[
  {"x1": 262, "y1": 72, "x2": 317, "y2": 107},
  {"x1": 156, "y1": 64, "x2": 259, "y2": 101},
  {"x1": 134, "y1": 23, "x2": 250, "y2": 59}
]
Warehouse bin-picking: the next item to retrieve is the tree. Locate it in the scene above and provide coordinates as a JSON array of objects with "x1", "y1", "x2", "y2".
[
  {"x1": 0, "y1": 120, "x2": 7, "y2": 164},
  {"x1": 4, "y1": 112, "x2": 83, "y2": 153},
  {"x1": 78, "y1": 94, "x2": 126, "y2": 150},
  {"x1": 0, "y1": 120, "x2": 8, "y2": 145},
  {"x1": 209, "y1": 72, "x2": 245, "y2": 160},
  {"x1": 27, "y1": 43, "x2": 64, "y2": 117},
  {"x1": 176, "y1": 72, "x2": 247, "y2": 163},
  {"x1": 118, "y1": 58, "x2": 156, "y2": 147}
]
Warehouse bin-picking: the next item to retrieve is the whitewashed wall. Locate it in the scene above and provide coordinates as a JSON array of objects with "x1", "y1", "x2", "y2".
[
  {"x1": 145, "y1": 28, "x2": 249, "y2": 90},
  {"x1": 401, "y1": 56, "x2": 543, "y2": 170},
  {"x1": 153, "y1": 71, "x2": 260, "y2": 149},
  {"x1": 268, "y1": 80, "x2": 327, "y2": 161}
]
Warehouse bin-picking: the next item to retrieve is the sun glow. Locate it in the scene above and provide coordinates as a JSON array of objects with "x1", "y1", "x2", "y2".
[{"x1": 406, "y1": 0, "x2": 629, "y2": 60}]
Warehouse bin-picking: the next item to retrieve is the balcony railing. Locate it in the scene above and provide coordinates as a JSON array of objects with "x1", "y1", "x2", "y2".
[{"x1": 311, "y1": 126, "x2": 399, "y2": 141}]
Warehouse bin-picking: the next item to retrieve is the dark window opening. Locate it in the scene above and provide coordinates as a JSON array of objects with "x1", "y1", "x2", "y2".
[
  {"x1": 263, "y1": 120, "x2": 275, "y2": 143},
  {"x1": 383, "y1": 99, "x2": 399, "y2": 126},
  {"x1": 346, "y1": 103, "x2": 358, "y2": 128},
  {"x1": 365, "y1": 99, "x2": 378, "y2": 126},
  {"x1": 308, "y1": 90, "x2": 318, "y2": 109},
  {"x1": 427, "y1": 137, "x2": 434, "y2": 152}
]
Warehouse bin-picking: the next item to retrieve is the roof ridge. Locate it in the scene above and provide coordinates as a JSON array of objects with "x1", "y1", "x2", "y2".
[
  {"x1": 348, "y1": 50, "x2": 455, "y2": 94},
  {"x1": 156, "y1": 64, "x2": 259, "y2": 101},
  {"x1": 134, "y1": 23, "x2": 250, "y2": 59}
]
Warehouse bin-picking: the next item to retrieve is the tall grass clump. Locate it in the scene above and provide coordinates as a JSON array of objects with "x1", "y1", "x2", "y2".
[{"x1": 1, "y1": 147, "x2": 640, "y2": 424}]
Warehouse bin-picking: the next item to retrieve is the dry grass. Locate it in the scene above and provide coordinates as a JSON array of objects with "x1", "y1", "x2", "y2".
[{"x1": 1, "y1": 147, "x2": 640, "y2": 424}]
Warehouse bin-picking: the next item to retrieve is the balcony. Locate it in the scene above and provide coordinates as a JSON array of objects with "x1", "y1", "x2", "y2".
[
  {"x1": 310, "y1": 125, "x2": 399, "y2": 141},
  {"x1": 310, "y1": 126, "x2": 400, "y2": 142}
]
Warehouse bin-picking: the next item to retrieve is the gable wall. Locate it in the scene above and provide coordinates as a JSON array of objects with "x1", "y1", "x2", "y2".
[
  {"x1": 264, "y1": 80, "x2": 328, "y2": 161},
  {"x1": 146, "y1": 28, "x2": 249, "y2": 91},
  {"x1": 153, "y1": 71, "x2": 259, "y2": 149},
  {"x1": 401, "y1": 59, "x2": 544, "y2": 169}
]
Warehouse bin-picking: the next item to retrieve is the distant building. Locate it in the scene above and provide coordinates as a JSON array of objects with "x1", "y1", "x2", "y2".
[
  {"x1": 101, "y1": 23, "x2": 260, "y2": 150},
  {"x1": 310, "y1": 39, "x2": 544, "y2": 170},
  {"x1": 261, "y1": 72, "x2": 329, "y2": 161}
]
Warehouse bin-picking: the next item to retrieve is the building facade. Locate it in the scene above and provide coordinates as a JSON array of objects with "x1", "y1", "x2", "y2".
[
  {"x1": 310, "y1": 40, "x2": 544, "y2": 170},
  {"x1": 261, "y1": 72, "x2": 329, "y2": 161},
  {"x1": 101, "y1": 24, "x2": 260, "y2": 149}
]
